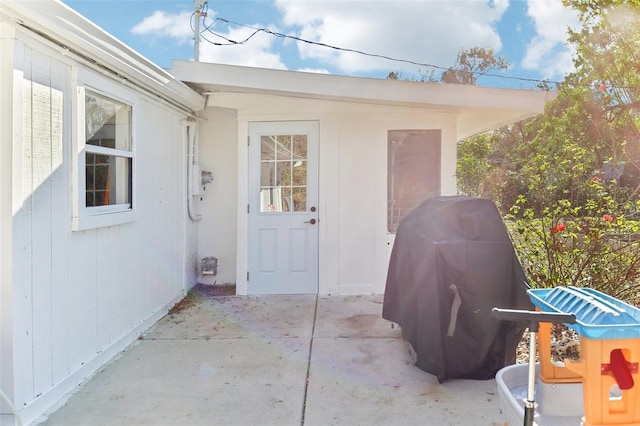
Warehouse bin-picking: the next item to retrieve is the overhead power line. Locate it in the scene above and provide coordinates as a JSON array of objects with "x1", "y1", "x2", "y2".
[
  {"x1": 199, "y1": 15, "x2": 552, "y2": 86},
  {"x1": 190, "y1": 7, "x2": 635, "y2": 92}
]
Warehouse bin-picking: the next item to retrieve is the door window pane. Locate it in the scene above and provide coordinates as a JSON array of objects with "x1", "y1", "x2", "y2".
[
  {"x1": 292, "y1": 162, "x2": 307, "y2": 185},
  {"x1": 260, "y1": 162, "x2": 275, "y2": 186},
  {"x1": 293, "y1": 136, "x2": 307, "y2": 157},
  {"x1": 276, "y1": 135, "x2": 292, "y2": 160},
  {"x1": 292, "y1": 188, "x2": 307, "y2": 211},
  {"x1": 260, "y1": 134, "x2": 308, "y2": 212},
  {"x1": 281, "y1": 187, "x2": 293, "y2": 211},
  {"x1": 276, "y1": 161, "x2": 291, "y2": 186},
  {"x1": 261, "y1": 136, "x2": 276, "y2": 160}
]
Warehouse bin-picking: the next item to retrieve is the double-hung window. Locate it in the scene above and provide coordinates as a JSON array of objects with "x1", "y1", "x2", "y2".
[
  {"x1": 73, "y1": 79, "x2": 135, "y2": 231},
  {"x1": 84, "y1": 90, "x2": 132, "y2": 209}
]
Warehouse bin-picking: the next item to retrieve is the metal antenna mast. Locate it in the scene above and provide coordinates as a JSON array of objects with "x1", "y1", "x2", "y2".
[{"x1": 194, "y1": 1, "x2": 207, "y2": 62}]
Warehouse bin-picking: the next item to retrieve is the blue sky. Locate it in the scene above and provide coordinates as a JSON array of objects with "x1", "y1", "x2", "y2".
[{"x1": 62, "y1": 0, "x2": 580, "y2": 90}]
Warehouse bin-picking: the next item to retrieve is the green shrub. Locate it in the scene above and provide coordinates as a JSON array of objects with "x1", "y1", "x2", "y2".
[{"x1": 506, "y1": 177, "x2": 640, "y2": 306}]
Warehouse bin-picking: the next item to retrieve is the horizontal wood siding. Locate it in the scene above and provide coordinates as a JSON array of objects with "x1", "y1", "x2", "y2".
[{"x1": 12, "y1": 42, "x2": 188, "y2": 410}]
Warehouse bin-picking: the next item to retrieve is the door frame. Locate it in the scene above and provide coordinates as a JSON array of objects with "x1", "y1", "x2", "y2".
[{"x1": 236, "y1": 120, "x2": 320, "y2": 295}]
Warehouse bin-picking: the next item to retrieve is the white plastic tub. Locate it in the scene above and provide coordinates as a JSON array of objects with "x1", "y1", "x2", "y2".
[{"x1": 496, "y1": 363, "x2": 583, "y2": 425}]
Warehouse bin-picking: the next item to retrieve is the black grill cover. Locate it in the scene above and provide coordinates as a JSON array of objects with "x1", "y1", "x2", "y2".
[{"x1": 382, "y1": 196, "x2": 532, "y2": 382}]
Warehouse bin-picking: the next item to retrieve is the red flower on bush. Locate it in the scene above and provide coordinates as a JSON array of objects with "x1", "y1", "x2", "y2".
[
  {"x1": 603, "y1": 214, "x2": 613, "y2": 222},
  {"x1": 552, "y1": 224, "x2": 566, "y2": 233},
  {"x1": 590, "y1": 176, "x2": 600, "y2": 184}
]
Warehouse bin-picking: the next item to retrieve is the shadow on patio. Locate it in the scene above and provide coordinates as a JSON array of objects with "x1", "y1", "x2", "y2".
[{"x1": 36, "y1": 286, "x2": 505, "y2": 425}]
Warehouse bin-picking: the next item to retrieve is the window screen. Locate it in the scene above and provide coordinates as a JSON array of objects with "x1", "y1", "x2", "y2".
[{"x1": 388, "y1": 130, "x2": 441, "y2": 232}]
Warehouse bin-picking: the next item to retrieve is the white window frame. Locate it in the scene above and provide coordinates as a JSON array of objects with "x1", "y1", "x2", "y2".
[{"x1": 72, "y1": 69, "x2": 137, "y2": 231}]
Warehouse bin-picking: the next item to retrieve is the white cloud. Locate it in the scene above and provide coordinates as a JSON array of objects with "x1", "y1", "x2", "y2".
[
  {"x1": 131, "y1": 9, "x2": 287, "y2": 68},
  {"x1": 522, "y1": 0, "x2": 580, "y2": 79},
  {"x1": 131, "y1": 10, "x2": 193, "y2": 43},
  {"x1": 296, "y1": 68, "x2": 331, "y2": 74},
  {"x1": 274, "y1": 0, "x2": 510, "y2": 75},
  {"x1": 130, "y1": 0, "x2": 580, "y2": 82}
]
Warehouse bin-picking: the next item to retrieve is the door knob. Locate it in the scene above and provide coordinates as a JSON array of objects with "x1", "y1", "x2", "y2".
[{"x1": 304, "y1": 218, "x2": 317, "y2": 225}]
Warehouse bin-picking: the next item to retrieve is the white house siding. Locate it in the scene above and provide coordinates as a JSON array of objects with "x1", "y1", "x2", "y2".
[
  {"x1": 200, "y1": 94, "x2": 458, "y2": 296},
  {"x1": 0, "y1": 19, "x2": 17, "y2": 424},
  {"x1": 322, "y1": 110, "x2": 457, "y2": 296},
  {"x1": 5, "y1": 29, "x2": 195, "y2": 423}
]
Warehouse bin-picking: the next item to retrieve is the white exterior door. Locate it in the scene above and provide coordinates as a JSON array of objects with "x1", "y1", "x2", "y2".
[{"x1": 248, "y1": 121, "x2": 319, "y2": 294}]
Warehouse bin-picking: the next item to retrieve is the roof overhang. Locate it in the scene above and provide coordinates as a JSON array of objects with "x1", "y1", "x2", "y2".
[
  {"x1": 170, "y1": 60, "x2": 557, "y2": 140},
  {"x1": 1, "y1": 1, "x2": 204, "y2": 112}
]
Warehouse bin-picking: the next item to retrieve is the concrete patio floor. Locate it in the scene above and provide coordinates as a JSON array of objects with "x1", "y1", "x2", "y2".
[{"x1": 36, "y1": 288, "x2": 506, "y2": 425}]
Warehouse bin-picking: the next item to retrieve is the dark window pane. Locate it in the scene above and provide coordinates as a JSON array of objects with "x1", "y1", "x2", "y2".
[
  {"x1": 387, "y1": 130, "x2": 441, "y2": 232},
  {"x1": 260, "y1": 162, "x2": 275, "y2": 186},
  {"x1": 94, "y1": 165, "x2": 109, "y2": 190},
  {"x1": 276, "y1": 135, "x2": 292, "y2": 160},
  {"x1": 86, "y1": 167, "x2": 94, "y2": 190},
  {"x1": 280, "y1": 187, "x2": 292, "y2": 212},
  {"x1": 95, "y1": 154, "x2": 109, "y2": 164},
  {"x1": 292, "y1": 161, "x2": 307, "y2": 186},
  {"x1": 293, "y1": 135, "x2": 307, "y2": 157},
  {"x1": 276, "y1": 161, "x2": 291, "y2": 186},
  {"x1": 292, "y1": 188, "x2": 306, "y2": 211},
  {"x1": 85, "y1": 153, "x2": 131, "y2": 207}
]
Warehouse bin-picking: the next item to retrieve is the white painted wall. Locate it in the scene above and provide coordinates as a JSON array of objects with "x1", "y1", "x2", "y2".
[
  {"x1": 0, "y1": 18, "x2": 17, "y2": 423},
  {"x1": 196, "y1": 107, "x2": 238, "y2": 285},
  {"x1": 201, "y1": 94, "x2": 458, "y2": 296},
  {"x1": 322, "y1": 111, "x2": 457, "y2": 295},
  {"x1": 3, "y1": 26, "x2": 198, "y2": 424}
]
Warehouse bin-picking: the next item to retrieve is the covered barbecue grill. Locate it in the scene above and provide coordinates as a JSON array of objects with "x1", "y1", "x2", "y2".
[{"x1": 382, "y1": 196, "x2": 532, "y2": 382}]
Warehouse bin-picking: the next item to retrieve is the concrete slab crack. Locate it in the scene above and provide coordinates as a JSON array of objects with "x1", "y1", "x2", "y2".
[{"x1": 300, "y1": 294, "x2": 318, "y2": 426}]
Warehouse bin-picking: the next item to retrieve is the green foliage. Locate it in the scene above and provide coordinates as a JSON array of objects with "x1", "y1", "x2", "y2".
[
  {"x1": 449, "y1": 1, "x2": 640, "y2": 304},
  {"x1": 507, "y1": 178, "x2": 640, "y2": 304},
  {"x1": 441, "y1": 47, "x2": 509, "y2": 85},
  {"x1": 499, "y1": 2, "x2": 640, "y2": 305},
  {"x1": 564, "y1": 0, "x2": 640, "y2": 186},
  {"x1": 457, "y1": 2, "x2": 640, "y2": 206},
  {"x1": 456, "y1": 134, "x2": 492, "y2": 196},
  {"x1": 388, "y1": 47, "x2": 509, "y2": 84},
  {"x1": 511, "y1": 88, "x2": 608, "y2": 211}
]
